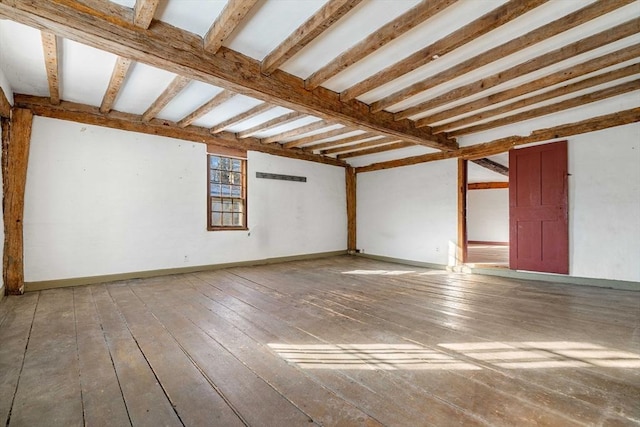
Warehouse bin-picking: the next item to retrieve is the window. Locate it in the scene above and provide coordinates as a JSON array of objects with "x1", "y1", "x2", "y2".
[{"x1": 208, "y1": 154, "x2": 247, "y2": 230}]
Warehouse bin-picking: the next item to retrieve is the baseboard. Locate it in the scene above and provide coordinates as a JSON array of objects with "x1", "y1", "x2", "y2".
[
  {"x1": 355, "y1": 253, "x2": 447, "y2": 270},
  {"x1": 356, "y1": 253, "x2": 639, "y2": 292},
  {"x1": 24, "y1": 250, "x2": 348, "y2": 292},
  {"x1": 470, "y1": 266, "x2": 640, "y2": 291}
]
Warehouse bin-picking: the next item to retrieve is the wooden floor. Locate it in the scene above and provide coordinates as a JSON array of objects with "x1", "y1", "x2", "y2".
[
  {"x1": 466, "y1": 243, "x2": 509, "y2": 267},
  {"x1": 1, "y1": 256, "x2": 639, "y2": 427}
]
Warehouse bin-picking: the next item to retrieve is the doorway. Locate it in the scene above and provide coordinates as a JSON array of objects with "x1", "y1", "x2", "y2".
[{"x1": 459, "y1": 141, "x2": 569, "y2": 274}]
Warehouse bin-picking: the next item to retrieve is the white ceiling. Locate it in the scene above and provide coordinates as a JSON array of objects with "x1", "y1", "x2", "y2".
[{"x1": 0, "y1": 0, "x2": 638, "y2": 182}]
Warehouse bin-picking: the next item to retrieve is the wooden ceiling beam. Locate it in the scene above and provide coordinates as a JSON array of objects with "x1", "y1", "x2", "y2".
[
  {"x1": 99, "y1": 57, "x2": 132, "y2": 114},
  {"x1": 321, "y1": 136, "x2": 399, "y2": 155},
  {"x1": 391, "y1": 0, "x2": 636, "y2": 120},
  {"x1": 204, "y1": 0, "x2": 261, "y2": 54},
  {"x1": 356, "y1": 107, "x2": 640, "y2": 173},
  {"x1": 396, "y1": 16, "x2": 640, "y2": 120},
  {"x1": 282, "y1": 127, "x2": 356, "y2": 149},
  {"x1": 40, "y1": 31, "x2": 60, "y2": 105},
  {"x1": 100, "y1": 0, "x2": 156, "y2": 117},
  {"x1": 0, "y1": 0, "x2": 455, "y2": 151},
  {"x1": 447, "y1": 79, "x2": 639, "y2": 137},
  {"x1": 177, "y1": 90, "x2": 236, "y2": 128},
  {"x1": 261, "y1": 0, "x2": 364, "y2": 75},
  {"x1": 416, "y1": 45, "x2": 640, "y2": 127},
  {"x1": 260, "y1": 119, "x2": 336, "y2": 144},
  {"x1": 341, "y1": 0, "x2": 549, "y2": 103},
  {"x1": 14, "y1": 94, "x2": 347, "y2": 167},
  {"x1": 133, "y1": 0, "x2": 160, "y2": 29},
  {"x1": 338, "y1": 141, "x2": 414, "y2": 160},
  {"x1": 304, "y1": 0, "x2": 458, "y2": 90},
  {"x1": 209, "y1": 102, "x2": 273, "y2": 134},
  {"x1": 302, "y1": 131, "x2": 377, "y2": 151},
  {"x1": 471, "y1": 158, "x2": 508, "y2": 176},
  {"x1": 142, "y1": 75, "x2": 191, "y2": 122},
  {"x1": 236, "y1": 111, "x2": 305, "y2": 138},
  {"x1": 432, "y1": 63, "x2": 640, "y2": 134}
]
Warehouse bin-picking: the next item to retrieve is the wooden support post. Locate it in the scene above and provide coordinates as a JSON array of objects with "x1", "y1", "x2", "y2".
[
  {"x1": 3, "y1": 108, "x2": 33, "y2": 295},
  {"x1": 346, "y1": 166, "x2": 357, "y2": 254},
  {"x1": 457, "y1": 158, "x2": 468, "y2": 265}
]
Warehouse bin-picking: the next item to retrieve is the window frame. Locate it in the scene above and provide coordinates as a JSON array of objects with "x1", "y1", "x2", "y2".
[{"x1": 207, "y1": 153, "x2": 248, "y2": 231}]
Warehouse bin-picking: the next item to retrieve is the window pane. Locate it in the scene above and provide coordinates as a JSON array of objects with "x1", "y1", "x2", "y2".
[
  {"x1": 210, "y1": 156, "x2": 220, "y2": 168},
  {"x1": 212, "y1": 212, "x2": 222, "y2": 226},
  {"x1": 212, "y1": 171, "x2": 222, "y2": 183},
  {"x1": 210, "y1": 184, "x2": 222, "y2": 197},
  {"x1": 223, "y1": 199, "x2": 233, "y2": 212},
  {"x1": 231, "y1": 185, "x2": 241, "y2": 198},
  {"x1": 212, "y1": 199, "x2": 222, "y2": 212},
  {"x1": 222, "y1": 213, "x2": 233, "y2": 226},
  {"x1": 232, "y1": 213, "x2": 241, "y2": 226},
  {"x1": 232, "y1": 159, "x2": 241, "y2": 171},
  {"x1": 231, "y1": 172, "x2": 242, "y2": 185},
  {"x1": 233, "y1": 200, "x2": 243, "y2": 212}
]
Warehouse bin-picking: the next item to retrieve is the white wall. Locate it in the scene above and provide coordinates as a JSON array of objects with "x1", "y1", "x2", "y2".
[
  {"x1": 357, "y1": 159, "x2": 458, "y2": 266},
  {"x1": 23, "y1": 117, "x2": 346, "y2": 282},
  {"x1": 0, "y1": 64, "x2": 13, "y2": 105},
  {"x1": 568, "y1": 123, "x2": 640, "y2": 282},
  {"x1": 467, "y1": 189, "x2": 509, "y2": 243}
]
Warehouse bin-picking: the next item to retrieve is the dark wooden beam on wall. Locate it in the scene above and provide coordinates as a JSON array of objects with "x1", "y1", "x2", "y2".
[
  {"x1": 3, "y1": 108, "x2": 33, "y2": 295},
  {"x1": 0, "y1": 0, "x2": 456, "y2": 152},
  {"x1": 471, "y1": 158, "x2": 508, "y2": 176},
  {"x1": 346, "y1": 166, "x2": 357, "y2": 254},
  {"x1": 468, "y1": 182, "x2": 509, "y2": 190},
  {"x1": 457, "y1": 158, "x2": 467, "y2": 265}
]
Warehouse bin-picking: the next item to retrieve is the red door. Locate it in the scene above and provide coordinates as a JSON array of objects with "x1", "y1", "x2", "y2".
[{"x1": 509, "y1": 141, "x2": 568, "y2": 274}]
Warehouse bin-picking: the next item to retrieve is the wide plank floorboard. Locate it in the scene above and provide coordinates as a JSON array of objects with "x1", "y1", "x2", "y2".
[{"x1": 1, "y1": 256, "x2": 638, "y2": 426}]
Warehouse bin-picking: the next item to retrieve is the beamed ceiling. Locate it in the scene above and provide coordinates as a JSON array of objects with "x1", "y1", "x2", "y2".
[{"x1": 0, "y1": 0, "x2": 638, "y2": 179}]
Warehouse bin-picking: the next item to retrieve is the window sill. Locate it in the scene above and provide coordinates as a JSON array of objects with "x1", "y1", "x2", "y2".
[{"x1": 207, "y1": 227, "x2": 249, "y2": 232}]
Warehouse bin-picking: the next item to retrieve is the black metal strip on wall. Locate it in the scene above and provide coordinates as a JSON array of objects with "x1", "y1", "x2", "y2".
[{"x1": 256, "y1": 172, "x2": 307, "y2": 182}]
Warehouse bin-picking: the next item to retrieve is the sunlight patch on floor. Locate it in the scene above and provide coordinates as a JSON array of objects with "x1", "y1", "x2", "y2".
[
  {"x1": 269, "y1": 341, "x2": 640, "y2": 371},
  {"x1": 268, "y1": 343, "x2": 480, "y2": 370},
  {"x1": 438, "y1": 341, "x2": 640, "y2": 369}
]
